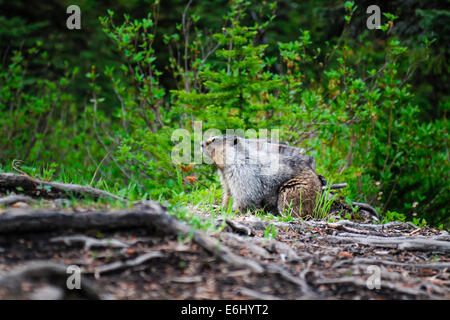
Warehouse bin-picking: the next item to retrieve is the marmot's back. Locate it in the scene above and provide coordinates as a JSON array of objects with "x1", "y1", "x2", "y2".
[
  {"x1": 277, "y1": 168, "x2": 322, "y2": 217},
  {"x1": 245, "y1": 138, "x2": 316, "y2": 171}
]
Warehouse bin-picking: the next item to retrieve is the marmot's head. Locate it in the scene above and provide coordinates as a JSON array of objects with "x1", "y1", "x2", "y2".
[
  {"x1": 201, "y1": 135, "x2": 240, "y2": 169},
  {"x1": 201, "y1": 135, "x2": 285, "y2": 169}
]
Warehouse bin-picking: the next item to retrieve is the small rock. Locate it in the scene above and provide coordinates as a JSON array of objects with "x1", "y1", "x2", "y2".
[{"x1": 30, "y1": 285, "x2": 64, "y2": 300}]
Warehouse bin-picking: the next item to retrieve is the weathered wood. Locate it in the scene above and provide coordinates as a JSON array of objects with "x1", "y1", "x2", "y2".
[
  {"x1": 0, "y1": 172, "x2": 125, "y2": 202},
  {"x1": 50, "y1": 235, "x2": 130, "y2": 250},
  {"x1": 0, "y1": 261, "x2": 101, "y2": 300},
  {"x1": 322, "y1": 183, "x2": 348, "y2": 190},
  {"x1": 0, "y1": 194, "x2": 34, "y2": 206}
]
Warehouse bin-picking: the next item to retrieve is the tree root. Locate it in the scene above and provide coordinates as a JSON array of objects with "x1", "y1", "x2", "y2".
[
  {"x1": 235, "y1": 287, "x2": 282, "y2": 300},
  {"x1": 0, "y1": 201, "x2": 263, "y2": 273},
  {"x1": 334, "y1": 257, "x2": 450, "y2": 270},
  {"x1": 320, "y1": 234, "x2": 450, "y2": 253},
  {"x1": 225, "y1": 218, "x2": 254, "y2": 236},
  {"x1": 0, "y1": 261, "x2": 101, "y2": 300},
  {"x1": 50, "y1": 235, "x2": 130, "y2": 250}
]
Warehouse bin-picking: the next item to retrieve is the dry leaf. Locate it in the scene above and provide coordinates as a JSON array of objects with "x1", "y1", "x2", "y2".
[{"x1": 337, "y1": 251, "x2": 354, "y2": 258}]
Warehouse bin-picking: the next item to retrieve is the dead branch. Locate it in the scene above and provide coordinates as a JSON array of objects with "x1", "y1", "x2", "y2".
[
  {"x1": 50, "y1": 235, "x2": 129, "y2": 250},
  {"x1": 246, "y1": 237, "x2": 305, "y2": 263},
  {"x1": 0, "y1": 172, "x2": 125, "y2": 202},
  {"x1": 319, "y1": 222, "x2": 386, "y2": 236},
  {"x1": 351, "y1": 201, "x2": 380, "y2": 218},
  {"x1": 320, "y1": 234, "x2": 450, "y2": 253},
  {"x1": 0, "y1": 194, "x2": 34, "y2": 206},
  {"x1": 235, "y1": 287, "x2": 282, "y2": 300},
  {"x1": 170, "y1": 276, "x2": 203, "y2": 284},
  {"x1": 322, "y1": 183, "x2": 347, "y2": 190},
  {"x1": 338, "y1": 258, "x2": 450, "y2": 270}
]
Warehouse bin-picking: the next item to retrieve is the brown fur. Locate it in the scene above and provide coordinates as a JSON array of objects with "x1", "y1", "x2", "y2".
[{"x1": 277, "y1": 168, "x2": 322, "y2": 217}]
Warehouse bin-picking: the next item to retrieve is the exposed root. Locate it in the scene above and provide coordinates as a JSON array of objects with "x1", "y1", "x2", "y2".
[
  {"x1": 0, "y1": 261, "x2": 101, "y2": 300},
  {"x1": 0, "y1": 194, "x2": 35, "y2": 206}
]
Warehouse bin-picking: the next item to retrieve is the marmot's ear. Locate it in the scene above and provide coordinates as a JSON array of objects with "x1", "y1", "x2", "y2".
[{"x1": 233, "y1": 136, "x2": 238, "y2": 145}]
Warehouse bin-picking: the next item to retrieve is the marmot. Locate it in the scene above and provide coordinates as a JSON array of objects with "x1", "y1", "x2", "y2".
[{"x1": 201, "y1": 135, "x2": 319, "y2": 214}]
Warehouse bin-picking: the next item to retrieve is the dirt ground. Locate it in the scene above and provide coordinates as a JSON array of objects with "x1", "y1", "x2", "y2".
[{"x1": 0, "y1": 202, "x2": 448, "y2": 300}]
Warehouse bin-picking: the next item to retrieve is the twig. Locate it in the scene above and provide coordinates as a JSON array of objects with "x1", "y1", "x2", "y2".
[
  {"x1": 235, "y1": 287, "x2": 282, "y2": 300},
  {"x1": 351, "y1": 201, "x2": 380, "y2": 219},
  {"x1": 94, "y1": 251, "x2": 164, "y2": 278},
  {"x1": 225, "y1": 218, "x2": 253, "y2": 236},
  {"x1": 315, "y1": 276, "x2": 443, "y2": 299}
]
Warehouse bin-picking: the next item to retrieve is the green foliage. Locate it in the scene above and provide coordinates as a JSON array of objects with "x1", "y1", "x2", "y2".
[
  {"x1": 0, "y1": 0, "x2": 448, "y2": 228},
  {"x1": 0, "y1": 44, "x2": 89, "y2": 168},
  {"x1": 313, "y1": 187, "x2": 337, "y2": 221},
  {"x1": 264, "y1": 224, "x2": 277, "y2": 239},
  {"x1": 173, "y1": 0, "x2": 280, "y2": 130}
]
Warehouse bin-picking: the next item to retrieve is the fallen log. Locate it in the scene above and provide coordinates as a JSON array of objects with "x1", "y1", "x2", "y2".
[
  {"x1": 315, "y1": 276, "x2": 443, "y2": 300},
  {"x1": 94, "y1": 251, "x2": 164, "y2": 278},
  {"x1": 322, "y1": 183, "x2": 347, "y2": 190},
  {"x1": 320, "y1": 234, "x2": 450, "y2": 253},
  {"x1": 50, "y1": 235, "x2": 130, "y2": 250},
  {"x1": 0, "y1": 194, "x2": 35, "y2": 206}
]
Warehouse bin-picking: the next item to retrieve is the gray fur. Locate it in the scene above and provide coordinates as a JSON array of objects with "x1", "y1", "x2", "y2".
[{"x1": 201, "y1": 135, "x2": 315, "y2": 213}]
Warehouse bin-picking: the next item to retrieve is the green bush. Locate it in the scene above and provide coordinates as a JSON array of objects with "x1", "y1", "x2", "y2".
[{"x1": 0, "y1": 0, "x2": 447, "y2": 227}]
